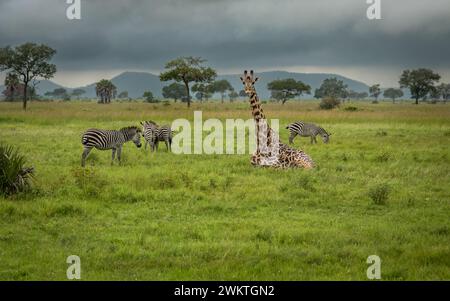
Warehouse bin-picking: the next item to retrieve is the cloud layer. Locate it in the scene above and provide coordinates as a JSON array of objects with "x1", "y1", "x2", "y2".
[{"x1": 0, "y1": 0, "x2": 449, "y2": 86}]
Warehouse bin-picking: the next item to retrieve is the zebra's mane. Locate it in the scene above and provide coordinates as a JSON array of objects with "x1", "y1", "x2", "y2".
[
  {"x1": 318, "y1": 127, "x2": 328, "y2": 135},
  {"x1": 120, "y1": 126, "x2": 141, "y2": 133}
]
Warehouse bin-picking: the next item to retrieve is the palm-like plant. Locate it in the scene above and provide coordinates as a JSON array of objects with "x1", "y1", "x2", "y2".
[
  {"x1": 3, "y1": 73, "x2": 20, "y2": 101},
  {"x1": 0, "y1": 144, "x2": 34, "y2": 196},
  {"x1": 96, "y1": 79, "x2": 117, "y2": 104}
]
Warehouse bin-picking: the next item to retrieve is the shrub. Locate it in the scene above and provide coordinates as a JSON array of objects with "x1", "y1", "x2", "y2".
[
  {"x1": 344, "y1": 106, "x2": 358, "y2": 111},
  {"x1": 319, "y1": 97, "x2": 340, "y2": 110},
  {"x1": 0, "y1": 144, "x2": 34, "y2": 196},
  {"x1": 372, "y1": 100, "x2": 379, "y2": 104},
  {"x1": 368, "y1": 183, "x2": 390, "y2": 205}
]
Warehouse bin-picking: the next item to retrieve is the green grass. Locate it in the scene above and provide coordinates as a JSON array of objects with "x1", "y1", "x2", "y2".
[{"x1": 0, "y1": 100, "x2": 449, "y2": 280}]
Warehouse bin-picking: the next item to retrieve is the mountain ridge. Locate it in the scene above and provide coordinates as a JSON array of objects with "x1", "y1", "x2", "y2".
[{"x1": 1, "y1": 71, "x2": 374, "y2": 100}]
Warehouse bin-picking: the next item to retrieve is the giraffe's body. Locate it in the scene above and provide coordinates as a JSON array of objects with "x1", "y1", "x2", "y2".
[{"x1": 240, "y1": 70, "x2": 314, "y2": 169}]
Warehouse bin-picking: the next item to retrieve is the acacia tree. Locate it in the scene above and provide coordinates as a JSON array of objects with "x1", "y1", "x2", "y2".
[
  {"x1": 383, "y1": 88, "x2": 403, "y2": 103},
  {"x1": 192, "y1": 83, "x2": 213, "y2": 102},
  {"x1": 437, "y1": 83, "x2": 450, "y2": 103},
  {"x1": 399, "y1": 69, "x2": 441, "y2": 104},
  {"x1": 72, "y1": 88, "x2": 86, "y2": 99},
  {"x1": 0, "y1": 43, "x2": 57, "y2": 110},
  {"x1": 162, "y1": 82, "x2": 186, "y2": 102},
  {"x1": 369, "y1": 84, "x2": 382, "y2": 102},
  {"x1": 160, "y1": 57, "x2": 216, "y2": 107},
  {"x1": 267, "y1": 78, "x2": 311, "y2": 104},
  {"x1": 228, "y1": 90, "x2": 239, "y2": 102},
  {"x1": 211, "y1": 79, "x2": 233, "y2": 103}
]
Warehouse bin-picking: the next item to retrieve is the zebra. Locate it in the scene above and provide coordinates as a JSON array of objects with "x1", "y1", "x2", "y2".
[
  {"x1": 81, "y1": 126, "x2": 142, "y2": 167},
  {"x1": 141, "y1": 121, "x2": 173, "y2": 152},
  {"x1": 286, "y1": 122, "x2": 331, "y2": 144}
]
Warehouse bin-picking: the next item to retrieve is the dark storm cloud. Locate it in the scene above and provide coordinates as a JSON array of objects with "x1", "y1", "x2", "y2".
[{"x1": 0, "y1": 0, "x2": 450, "y2": 72}]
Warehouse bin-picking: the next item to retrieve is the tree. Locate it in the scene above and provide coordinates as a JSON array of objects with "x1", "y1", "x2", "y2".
[
  {"x1": 369, "y1": 84, "x2": 382, "y2": 101},
  {"x1": 437, "y1": 83, "x2": 450, "y2": 103},
  {"x1": 359, "y1": 92, "x2": 369, "y2": 100},
  {"x1": 162, "y1": 82, "x2": 186, "y2": 102},
  {"x1": 210, "y1": 79, "x2": 233, "y2": 103},
  {"x1": 228, "y1": 90, "x2": 239, "y2": 102},
  {"x1": 143, "y1": 91, "x2": 158, "y2": 103},
  {"x1": 192, "y1": 83, "x2": 213, "y2": 102},
  {"x1": 71, "y1": 88, "x2": 86, "y2": 99},
  {"x1": 399, "y1": 68, "x2": 441, "y2": 105},
  {"x1": 117, "y1": 91, "x2": 128, "y2": 99},
  {"x1": 160, "y1": 56, "x2": 216, "y2": 107},
  {"x1": 0, "y1": 43, "x2": 57, "y2": 110},
  {"x1": 383, "y1": 88, "x2": 403, "y2": 103},
  {"x1": 3, "y1": 73, "x2": 20, "y2": 101},
  {"x1": 96, "y1": 79, "x2": 116, "y2": 104},
  {"x1": 45, "y1": 88, "x2": 70, "y2": 100},
  {"x1": 239, "y1": 89, "x2": 247, "y2": 98},
  {"x1": 267, "y1": 78, "x2": 311, "y2": 104},
  {"x1": 314, "y1": 78, "x2": 348, "y2": 100}
]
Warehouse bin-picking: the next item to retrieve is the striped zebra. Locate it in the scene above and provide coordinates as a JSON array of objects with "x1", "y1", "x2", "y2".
[
  {"x1": 141, "y1": 121, "x2": 173, "y2": 152},
  {"x1": 81, "y1": 126, "x2": 142, "y2": 167},
  {"x1": 286, "y1": 122, "x2": 331, "y2": 144}
]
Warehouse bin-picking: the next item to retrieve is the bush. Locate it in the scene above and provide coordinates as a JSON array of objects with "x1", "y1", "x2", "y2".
[
  {"x1": 319, "y1": 97, "x2": 340, "y2": 110},
  {"x1": 368, "y1": 183, "x2": 390, "y2": 205},
  {"x1": 0, "y1": 144, "x2": 34, "y2": 196},
  {"x1": 344, "y1": 106, "x2": 358, "y2": 111},
  {"x1": 372, "y1": 100, "x2": 379, "y2": 104}
]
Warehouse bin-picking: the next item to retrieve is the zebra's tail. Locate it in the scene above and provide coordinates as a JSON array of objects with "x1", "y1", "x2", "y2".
[{"x1": 285, "y1": 125, "x2": 290, "y2": 129}]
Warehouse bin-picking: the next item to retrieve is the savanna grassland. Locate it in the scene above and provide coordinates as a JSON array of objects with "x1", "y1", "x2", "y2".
[{"x1": 0, "y1": 100, "x2": 449, "y2": 280}]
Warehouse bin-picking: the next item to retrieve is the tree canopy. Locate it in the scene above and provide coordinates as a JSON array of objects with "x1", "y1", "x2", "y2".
[
  {"x1": 96, "y1": 79, "x2": 117, "y2": 104},
  {"x1": 0, "y1": 43, "x2": 57, "y2": 110},
  {"x1": 162, "y1": 82, "x2": 186, "y2": 102},
  {"x1": 160, "y1": 56, "x2": 216, "y2": 107},
  {"x1": 314, "y1": 78, "x2": 347, "y2": 100},
  {"x1": 369, "y1": 84, "x2": 382, "y2": 101},
  {"x1": 267, "y1": 78, "x2": 311, "y2": 104},
  {"x1": 399, "y1": 68, "x2": 441, "y2": 104},
  {"x1": 383, "y1": 88, "x2": 403, "y2": 103},
  {"x1": 210, "y1": 80, "x2": 233, "y2": 103}
]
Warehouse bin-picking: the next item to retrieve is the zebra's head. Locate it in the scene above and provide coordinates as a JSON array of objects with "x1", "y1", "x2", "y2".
[
  {"x1": 121, "y1": 126, "x2": 142, "y2": 148},
  {"x1": 322, "y1": 132, "x2": 331, "y2": 144}
]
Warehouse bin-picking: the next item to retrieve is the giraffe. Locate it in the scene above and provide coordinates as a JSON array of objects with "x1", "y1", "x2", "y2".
[{"x1": 240, "y1": 70, "x2": 314, "y2": 169}]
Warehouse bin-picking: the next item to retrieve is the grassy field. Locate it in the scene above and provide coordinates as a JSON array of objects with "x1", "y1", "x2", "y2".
[{"x1": 0, "y1": 100, "x2": 449, "y2": 280}]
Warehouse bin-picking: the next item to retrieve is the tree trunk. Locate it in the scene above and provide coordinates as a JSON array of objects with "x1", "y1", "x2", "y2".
[
  {"x1": 221, "y1": 93, "x2": 224, "y2": 103},
  {"x1": 23, "y1": 81, "x2": 28, "y2": 110},
  {"x1": 415, "y1": 97, "x2": 419, "y2": 105},
  {"x1": 184, "y1": 81, "x2": 190, "y2": 108}
]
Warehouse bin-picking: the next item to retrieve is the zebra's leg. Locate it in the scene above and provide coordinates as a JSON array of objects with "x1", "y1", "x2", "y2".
[
  {"x1": 144, "y1": 140, "x2": 148, "y2": 150},
  {"x1": 313, "y1": 136, "x2": 318, "y2": 144},
  {"x1": 164, "y1": 139, "x2": 169, "y2": 151},
  {"x1": 81, "y1": 147, "x2": 93, "y2": 167},
  {"x1": 117, "y1": 146, "x2": 123, "y2": 164},
  {"x1": 310, "y1": 136, "x2": 314, "y2": 144},
  {"x1": 289, "y1": 132, "x2": 297, "y2": 144},
  {"x1": 111, "y1": 148, "x2": 116, "y2": 165}
]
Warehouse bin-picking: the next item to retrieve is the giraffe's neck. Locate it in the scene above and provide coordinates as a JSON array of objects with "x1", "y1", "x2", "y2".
[{"x1": 249, "y1": 90, "x2": 266, "y2": 121}]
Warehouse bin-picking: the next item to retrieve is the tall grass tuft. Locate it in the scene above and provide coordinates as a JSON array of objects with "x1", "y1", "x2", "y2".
[
  {"x1": 368, "y1": 183, "x2": 390, "y2": 205},
  {"x1": 0, "y1": 144, "x2": 34, "y2": 196}
]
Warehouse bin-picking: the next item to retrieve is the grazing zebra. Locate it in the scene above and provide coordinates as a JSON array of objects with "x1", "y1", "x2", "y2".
[
  {"x1": 81, "y1": 126, "x2": 142, "y2": 167},
  {"x1": 286, "y1": 122, "x2": 331, "y2": 144},
  {"x1": 141, "y1": 121, "x2": 173, "y2": 152}
]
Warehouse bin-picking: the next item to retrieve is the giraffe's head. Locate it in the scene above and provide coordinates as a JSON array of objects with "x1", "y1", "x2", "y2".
[{"x1": 240, "y1": 70, "x2": 259, "y2": 95}]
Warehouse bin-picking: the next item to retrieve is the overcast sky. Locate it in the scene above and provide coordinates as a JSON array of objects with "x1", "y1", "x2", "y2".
[{"x1": 1, "y1": 0, "x2": 449, "y2": 87}]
